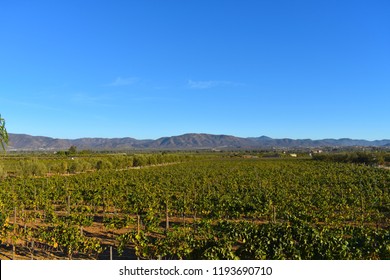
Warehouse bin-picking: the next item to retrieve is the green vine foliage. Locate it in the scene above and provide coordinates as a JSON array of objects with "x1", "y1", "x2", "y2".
[
  {"x1": 0, "y1": 155, "x2": 389, "y2": 259},
  {"x1": 36, "y1": 221, "x2": 102, "y2": 259},
  {"x1": 116, "y1": 218, "x2": 390, "y2": 260}
]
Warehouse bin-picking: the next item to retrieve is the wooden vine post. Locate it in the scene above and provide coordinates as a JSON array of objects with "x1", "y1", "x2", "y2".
[
  {"x1": 137, "y1": 214, "x2": 141, "y2": 235},
  {"x1": 13, "y1": 206, "x2": 17, "y2": 260},
  {"x1": 165, "y1": 199, "x2": 169, "y2": 233},
  {"x1": 67, "y1": 195, "x2": 71, "y2": 215},
  {"x1": 273, "y1": 205, "x2": 277, "y2": 223}
]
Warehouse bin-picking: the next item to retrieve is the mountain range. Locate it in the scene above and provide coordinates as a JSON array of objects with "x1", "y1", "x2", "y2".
[{"x1": 5, "y1": 133, "x2": 390, "y2": 151}]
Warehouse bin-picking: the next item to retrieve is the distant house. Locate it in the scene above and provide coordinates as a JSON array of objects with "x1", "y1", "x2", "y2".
[
  {"x1": 242, "y1": 155, "x2": 258, "y2": 159},
  {"x1": 309, "y1": 149, "x2": 323, "y2": 157}
]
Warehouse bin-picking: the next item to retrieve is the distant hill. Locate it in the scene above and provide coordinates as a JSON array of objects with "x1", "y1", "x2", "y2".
[
  {"x1": 150, "y1": 133, "x2": 255, "y2": 149},
  {"x1": 6, "y1": 133, "x2": 390, "y2": 151}
]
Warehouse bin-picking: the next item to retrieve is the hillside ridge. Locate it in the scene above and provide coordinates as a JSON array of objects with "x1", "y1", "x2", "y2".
[{"x1": 7, "y1": 133, "x2": 390, "y2": 151}]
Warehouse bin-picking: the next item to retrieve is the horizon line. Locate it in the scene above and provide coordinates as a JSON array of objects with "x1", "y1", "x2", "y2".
[{"x1": 7, "y1": 132, "x2": 390, "y2": 142}]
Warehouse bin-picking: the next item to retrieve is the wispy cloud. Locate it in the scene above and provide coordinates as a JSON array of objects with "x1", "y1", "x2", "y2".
[
  {"x1": 71, "y1": 93, "x2": 109, "y2": 104},
  {"x1": 187, "y1": 79, "x2": 242, "y2": 89},
  {"x1": 107, "y1": 76, "x2": 139, "y2": 86}
]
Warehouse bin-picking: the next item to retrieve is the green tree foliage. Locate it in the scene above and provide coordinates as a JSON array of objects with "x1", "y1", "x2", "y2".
[
  {"x1": 95, "y1": 159, "x2": 113, "y2": 170},
  {"x1": 18, "y1": 159, "x2": 48, "y2": 177},
  {"x1": 133, "y1": 154, "x2": 147, "y2": 167},
  {"x1": 0, "y1": 114, "x2": 8, "y2": 151},
  {"x1": 68, "y1": 145, "x2": 77, "y2": 155},
  {"x1": 312, "y1": 152, "x2": 383, "y2": 165},
  {"x1": 0, "y1": 162, "x2": 6, "y2": 179}
]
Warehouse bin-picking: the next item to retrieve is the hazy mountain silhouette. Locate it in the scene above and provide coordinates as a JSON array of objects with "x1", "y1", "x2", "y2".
[{"x1": 7, "y1": 133, "x2": 390, "y2": 151}]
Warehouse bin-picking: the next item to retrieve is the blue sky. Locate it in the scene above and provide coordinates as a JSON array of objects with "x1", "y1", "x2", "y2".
[{"x1": 1, "y1": 0, "x2": 389, "y2": 140}]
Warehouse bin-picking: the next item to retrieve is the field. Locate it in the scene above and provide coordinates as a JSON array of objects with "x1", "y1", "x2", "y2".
[{"x1": 0, "y1": 151, "x2": 389, "y2": 260}]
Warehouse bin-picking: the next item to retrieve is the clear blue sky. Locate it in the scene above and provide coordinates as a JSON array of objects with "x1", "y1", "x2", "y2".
[{"x1": 1, "y1": 0, "x2": 389, "y2": 140}]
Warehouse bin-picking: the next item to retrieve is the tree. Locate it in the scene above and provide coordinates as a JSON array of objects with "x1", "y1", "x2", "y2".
[
  {"x1": 0, "y1": 114, "x2": 8, "y2": 151},
  {"x1": 68, "y1": 145, "x2": 78, "y2": 155}
]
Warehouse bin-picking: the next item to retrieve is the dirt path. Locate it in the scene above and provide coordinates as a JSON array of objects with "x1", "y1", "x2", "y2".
[
  {"x1": 377, "y1": 165, "x2": 390, "y2": 170},
  {"x1": 44, "y1": 161, "x2": 181, "y2": 178}
]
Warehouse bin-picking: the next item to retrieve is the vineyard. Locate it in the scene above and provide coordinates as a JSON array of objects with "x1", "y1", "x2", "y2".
[{"x1": 0, "y1": 152, "x2": 389, "y2": 260}]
